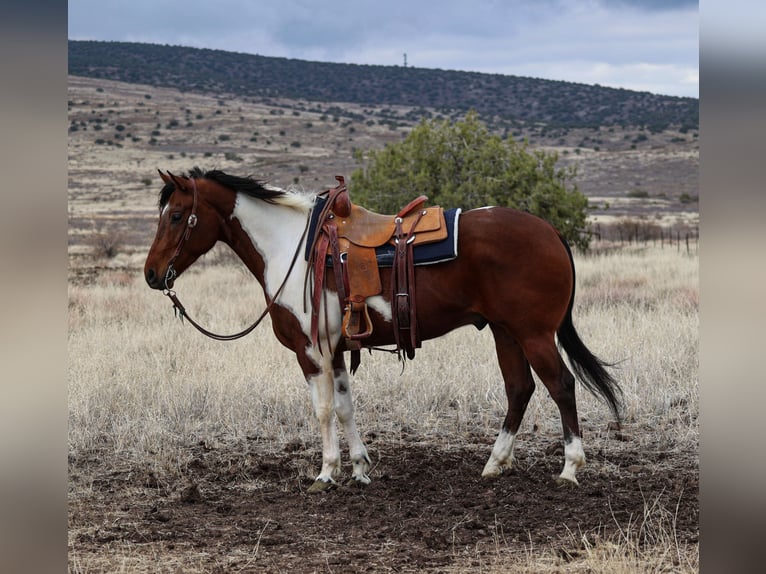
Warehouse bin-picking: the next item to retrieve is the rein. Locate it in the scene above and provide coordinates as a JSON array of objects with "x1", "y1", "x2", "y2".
[{"x1": 161, "y1": 177, "x2": 311, "y2": 341}]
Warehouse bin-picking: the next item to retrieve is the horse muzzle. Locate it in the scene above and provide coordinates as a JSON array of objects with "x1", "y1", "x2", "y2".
[{"x1": 144, "y1": 266, "x2": 174, "y2": 290}]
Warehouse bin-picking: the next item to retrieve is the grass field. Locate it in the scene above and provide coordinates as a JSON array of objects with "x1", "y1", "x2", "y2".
[
  {"x1": 69, "y1": 244, "x2": 698, "y2": 462},
  {"x1": 68, "y1": 243, "x2": 698, "y2": 572}
]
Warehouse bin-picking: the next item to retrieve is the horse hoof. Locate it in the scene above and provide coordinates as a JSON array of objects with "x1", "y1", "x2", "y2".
[
  {"x1": 554, "y1": 475, "x2": 580, "y2": 488},
  {"x1": 345, "y1": 475, "x2": 371, "y2": 488},
  {"x1": 307, "y1": 478, "x2": 337, "y2": 493},
  {"x1": 481, "y1": 463, "x2": 511, "y2": 478}
]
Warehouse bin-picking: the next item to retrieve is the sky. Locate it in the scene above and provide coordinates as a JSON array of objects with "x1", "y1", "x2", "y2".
[{"x1": 68, "y1": 0, "x2": 699, "y2": 98}]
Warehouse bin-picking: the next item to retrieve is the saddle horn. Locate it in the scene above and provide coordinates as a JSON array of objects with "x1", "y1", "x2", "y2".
[{"x1": 332, "y1": 175, "x2": 351, "y2": 218}]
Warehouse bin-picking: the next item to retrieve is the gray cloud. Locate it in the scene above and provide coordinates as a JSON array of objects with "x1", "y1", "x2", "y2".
[{"x1": 603, "y1": 0, "x2": 697, "y2": 9}]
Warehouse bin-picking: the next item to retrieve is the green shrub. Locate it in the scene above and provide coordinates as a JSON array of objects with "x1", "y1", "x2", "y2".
[{"x1": 351, "y1": 111, "x2": 590, "y2": 250}]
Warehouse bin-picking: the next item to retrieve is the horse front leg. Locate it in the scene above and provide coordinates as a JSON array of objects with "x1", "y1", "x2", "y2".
[
  {"x1": 303, "y1": 349, "x2": 371, "y2": 492},
  {"x1": 306, "y1": 360, "x2": 342, "y2": 492},
  {"x1": 331, "y1": 351, "x2": 371, "y2": 486}
]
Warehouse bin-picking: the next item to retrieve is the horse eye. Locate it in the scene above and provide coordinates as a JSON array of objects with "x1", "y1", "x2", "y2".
[{"x1": 170, "y1": 212, "x2": 183, "y2": 223}]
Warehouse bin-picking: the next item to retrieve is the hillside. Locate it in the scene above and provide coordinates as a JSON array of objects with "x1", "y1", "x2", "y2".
[
  {"x1": 67, "y1": 74, "x2": 698, "y2": 286},
  {"x1": 68, "y1": 40, "x2": 698, "y2": 130}
]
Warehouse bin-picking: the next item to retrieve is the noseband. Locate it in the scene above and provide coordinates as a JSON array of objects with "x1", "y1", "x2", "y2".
[{"x1": 160, "y1": 177, "x2": 311, "y2": 341}]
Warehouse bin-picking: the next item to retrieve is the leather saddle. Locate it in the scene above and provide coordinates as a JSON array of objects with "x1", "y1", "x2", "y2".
[{"x1": 307, "y1": 176, "x2": 448, "y2": 371}]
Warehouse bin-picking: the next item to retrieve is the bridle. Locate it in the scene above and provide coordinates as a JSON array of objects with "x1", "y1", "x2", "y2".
[
  {"x1": 162, "y1": 178, "x2": 200, "y2": 291},
  {"x1": 160, "y1": 176, "x2": 310, "y2": 341}
]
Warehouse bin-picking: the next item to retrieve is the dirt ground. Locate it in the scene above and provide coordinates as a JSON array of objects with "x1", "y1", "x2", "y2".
[{"x1": 69, "y1": 431, "x2": 698, "y2": 572}]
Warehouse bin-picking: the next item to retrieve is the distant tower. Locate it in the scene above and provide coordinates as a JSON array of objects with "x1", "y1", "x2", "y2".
[{"x1": 403, "y1": 53, "x2": 407, "y2": 68}]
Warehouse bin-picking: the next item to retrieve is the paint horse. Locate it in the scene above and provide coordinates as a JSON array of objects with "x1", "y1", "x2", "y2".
[{"x1": 144, "y1": 168, "x2": 622, "y2": 492}]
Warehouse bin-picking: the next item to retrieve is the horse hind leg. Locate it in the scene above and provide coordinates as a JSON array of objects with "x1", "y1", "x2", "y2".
[
  {"x1": 521, "y1": 335, "x2": 585, "y2": 485},
  {"x1": 482, "y1": 325, "x2": 536, "y2": 477}
]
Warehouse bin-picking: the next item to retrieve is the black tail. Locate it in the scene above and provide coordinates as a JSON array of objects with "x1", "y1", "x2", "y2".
[{"x1": 557, "y1": 236, "x2": 623, "y2": 422}]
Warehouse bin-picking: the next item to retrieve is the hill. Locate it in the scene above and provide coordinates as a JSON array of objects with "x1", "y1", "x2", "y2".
[
  {"x1": 67, "y1": 74, "x2": 698, "y2": 284},
  {"x1": 68, "y1": 40, "x2": 697, "y2": 131}
]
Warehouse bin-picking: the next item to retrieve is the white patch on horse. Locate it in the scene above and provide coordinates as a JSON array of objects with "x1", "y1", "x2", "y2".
[
  {"x1": 482, "y1": 430, "x2": 516, "y2": 476},
  {"x1": 304, "y1": 344, "x2": 324, "y2": 370},
  {"x1": 232, "y1": 192, "x2": 342, "y2": 351},
  {"x1": 558, "y1": 436, "x2": 585, "y2": 484},
  {"x1": 365, "y1": 295, "x2": 392, "y2": 322}
]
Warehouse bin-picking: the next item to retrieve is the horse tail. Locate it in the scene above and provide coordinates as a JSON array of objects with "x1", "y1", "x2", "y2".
[{"x1": 556, "y1": 235, "x2": 623, "y2": 422}]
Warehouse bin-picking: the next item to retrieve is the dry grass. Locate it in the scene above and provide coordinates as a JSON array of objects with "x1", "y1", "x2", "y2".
[
  {"x1": 68, "y1": 243, "x2": 699, "y2": 444},
  {"x1": 444, "y1": 466, "x2": 699, "y2": 573},
  {"x1": 68, "y1": 243, "x2": 698, "y2": 572},
  {"x1": 69, "y1": 245, "x2": 699, "y2": 459}
]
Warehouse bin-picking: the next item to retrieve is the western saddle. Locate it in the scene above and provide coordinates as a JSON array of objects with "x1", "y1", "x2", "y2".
[{"x1": 307, "y1": 176, "x2": 448, "y2": 372}]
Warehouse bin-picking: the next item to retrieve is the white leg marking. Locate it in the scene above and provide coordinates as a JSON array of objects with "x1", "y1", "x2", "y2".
[
  {"x1": 558, "y1": 436, "x2": 585, "y2": 484},
  {"x1": 482, "y1": 430, "x2": 516, "y2": 477},
  {"x1": 308, "y1": 370, "x2": 340, "y2": 484},
  {"x1": 333, "y1": 369, "x2": 371, "y2": 484}
]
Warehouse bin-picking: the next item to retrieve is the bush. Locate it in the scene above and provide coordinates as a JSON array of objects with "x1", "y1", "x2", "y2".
[
  {"x1": 86, "y1": 224, "x2": 125, "y2": 260},
  {"x1": 351, "y1": 111, "x2": 591, "y2": 250}
]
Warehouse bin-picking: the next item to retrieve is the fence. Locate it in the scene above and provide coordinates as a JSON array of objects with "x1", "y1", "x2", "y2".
[{"x1": 591, "y1": 221, "x2": 699, "y2": 255}]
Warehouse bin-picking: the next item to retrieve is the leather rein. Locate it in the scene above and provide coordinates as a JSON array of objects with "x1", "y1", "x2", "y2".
[{"x1": 161, "y1": 177, "x2": 310, "y2": 341}]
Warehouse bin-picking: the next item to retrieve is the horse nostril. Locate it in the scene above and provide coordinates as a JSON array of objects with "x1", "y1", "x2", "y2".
[{"x1": 145, "y1": 268, "x2": 156, "y2": 285}]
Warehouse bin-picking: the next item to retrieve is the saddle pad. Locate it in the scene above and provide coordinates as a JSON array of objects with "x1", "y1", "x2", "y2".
[
  {"x1": 305, "y1": 195, "x2": 461, "y2": 267},
  {"x1": 374, "y1": 207, "x2": 461, "y2": 267}
]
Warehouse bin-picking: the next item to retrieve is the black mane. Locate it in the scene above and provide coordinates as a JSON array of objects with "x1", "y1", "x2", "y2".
[{"x1": 158, "y1": 167, "x2": 285, "y2": 209}]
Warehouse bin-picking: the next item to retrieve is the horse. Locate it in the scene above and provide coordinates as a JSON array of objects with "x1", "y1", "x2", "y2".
[{"x1": 144, "y1": 167, "x2": 622, "y2": 492}]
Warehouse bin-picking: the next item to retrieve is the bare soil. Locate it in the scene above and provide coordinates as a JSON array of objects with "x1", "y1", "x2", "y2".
[{"x1": 69, "y1": 432, "x2": 698, "y2": 572}]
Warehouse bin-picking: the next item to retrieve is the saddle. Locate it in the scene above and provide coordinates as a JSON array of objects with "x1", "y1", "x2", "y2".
[{"x1": 307, "y1": 176, "x2": 448, "y2": 372}]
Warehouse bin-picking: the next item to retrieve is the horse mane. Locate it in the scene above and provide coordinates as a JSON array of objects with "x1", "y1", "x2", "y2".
[{"x1": 158, "y1": 167, "x2": 315, "y2": 211}]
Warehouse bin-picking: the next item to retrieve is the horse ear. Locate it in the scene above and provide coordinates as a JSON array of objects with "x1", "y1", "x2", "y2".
[
  {"x1": 158, "y1": 170, "x2": 172, "y2": 185},
  {"x1": 167, "y1": 171, "x2": 190, "y2": 193}
]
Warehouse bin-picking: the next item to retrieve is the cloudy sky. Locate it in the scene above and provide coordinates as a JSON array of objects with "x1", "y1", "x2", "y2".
[{"x1": 68, "y1": 0, "x2": 698, "y2": 98}]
